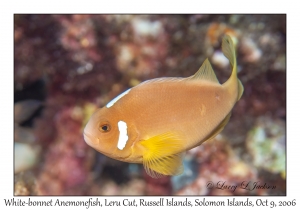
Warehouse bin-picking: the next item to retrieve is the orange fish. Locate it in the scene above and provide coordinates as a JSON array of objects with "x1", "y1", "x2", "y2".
[{"x1": 83, "y1": 35, "x2": 244, "y2": 178}]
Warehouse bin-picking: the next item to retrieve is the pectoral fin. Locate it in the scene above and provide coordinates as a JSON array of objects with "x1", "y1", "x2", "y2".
[{"x1": 140, "y1": 132, "x2": 184, "y2": 178}]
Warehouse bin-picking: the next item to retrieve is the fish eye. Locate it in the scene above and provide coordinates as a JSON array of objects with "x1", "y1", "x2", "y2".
[{"x1": 99, "y1": 123, "x2": 111, "y2": 133}]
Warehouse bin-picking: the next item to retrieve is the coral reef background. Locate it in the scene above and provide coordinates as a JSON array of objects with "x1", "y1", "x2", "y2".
[{"x1": 14, "y1": 14, "x2": 286, "y2": 195}]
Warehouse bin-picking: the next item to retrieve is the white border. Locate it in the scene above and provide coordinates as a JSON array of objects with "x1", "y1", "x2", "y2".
[{"x1": 2, "y1": 1, "x2": 297, "y2": 210}]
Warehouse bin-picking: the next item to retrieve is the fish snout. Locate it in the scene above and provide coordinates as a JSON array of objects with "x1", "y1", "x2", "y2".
[{"x1": 83, "y1": 127, "x2": 99, "y2": 147}]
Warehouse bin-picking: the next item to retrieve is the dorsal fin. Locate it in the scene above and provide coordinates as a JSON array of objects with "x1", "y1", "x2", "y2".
[
  {"x1": 140, "y1": 77, "x2": 185, "y2": 85},
  {"x1": 189, "y1": 58, "x2": 219, "y2": 83},
  {"x1": 196, "y1": 112, "x2": 231, "y2": 147}
]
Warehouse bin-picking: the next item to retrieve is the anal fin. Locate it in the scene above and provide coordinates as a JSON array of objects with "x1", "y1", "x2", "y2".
[
  {"x1": 237, "y1": 79, "x2": 244, "y2": 101},
  {"x1": 197, "y1": 112, "x2": 232, "y2": 146}
]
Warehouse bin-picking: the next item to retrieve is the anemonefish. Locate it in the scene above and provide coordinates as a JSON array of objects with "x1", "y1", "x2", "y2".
[{"x1": 83, "y1": 35, "x2": 244, "y2": 178}]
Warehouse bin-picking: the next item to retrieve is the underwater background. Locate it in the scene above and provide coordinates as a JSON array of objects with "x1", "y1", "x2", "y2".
[{"x1": 14, "y1": 14, "x2": 286, "y2": 195}]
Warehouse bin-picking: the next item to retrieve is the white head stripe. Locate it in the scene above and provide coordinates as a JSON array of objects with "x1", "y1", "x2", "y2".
[
  {"x1": 106, "y1": 89, "x2": 131, "y2": 108},
  {"x1": 117, "y1": 121, "x2": 128, "y2": 150}
]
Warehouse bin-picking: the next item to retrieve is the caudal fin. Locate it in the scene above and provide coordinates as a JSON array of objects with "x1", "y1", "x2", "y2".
[
  {"x1": 222, "y1": 34, "x2": 236, "y2": 69},
  {"x1": 222, "y1": 35, "x2": 244, "y2": 101}
]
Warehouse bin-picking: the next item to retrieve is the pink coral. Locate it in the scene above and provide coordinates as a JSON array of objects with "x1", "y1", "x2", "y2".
[{"x1": 36, "y1": 107, "x2": 93, "y2": 195}]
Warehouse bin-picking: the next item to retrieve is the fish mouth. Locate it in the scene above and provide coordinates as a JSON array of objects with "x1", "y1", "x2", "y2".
[
  {"x1": 83, "y1": 131, "x2": 99, "y2": 146},
  {"x1": 83, "y1": 131, "x2": 133, "y2": 162},
  {"x1": 83, "y1": 132, "x2": 110, "y2": 156},
  {"x1": 82, "y1": 131, "x2": 121, "y2": 158}
]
